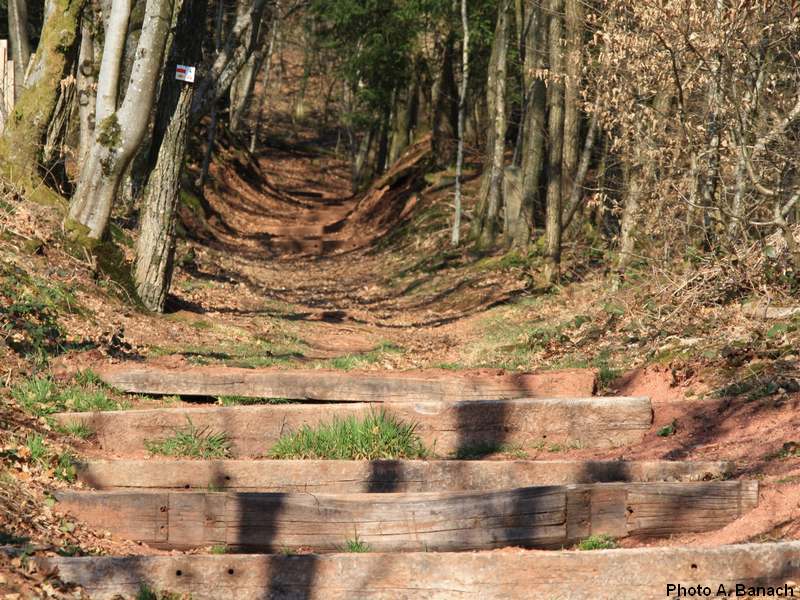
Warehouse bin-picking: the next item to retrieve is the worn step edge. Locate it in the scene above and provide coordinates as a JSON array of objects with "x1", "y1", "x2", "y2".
[
  {"x1": 95, "y1": 364, "x2": 597, "y2": 401},
  {"x1": 38, "y1": 541, "x2": 800, "y2": 600},
  {"x1": 53, "y1": 481, "x2": 758, "y2": 553},
  {"x1": 54, "y1": 396, "x2": 653, "y2": 456},
  {"x1": 76, "y1": 459, "x2": 736, "y2": 492}
]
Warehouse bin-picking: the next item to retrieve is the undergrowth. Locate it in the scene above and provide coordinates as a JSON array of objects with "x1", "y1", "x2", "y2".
[
  {"x1": 269, "y1": 409, "x2": 429, "y2": 460},
  {"x1": 11, "y1": 372, "x2": 130, "y2": 417}
]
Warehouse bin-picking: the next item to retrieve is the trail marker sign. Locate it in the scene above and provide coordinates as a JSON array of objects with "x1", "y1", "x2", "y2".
[{"x1": 176, "y1": 65, "x2": 195, "y2": 83}]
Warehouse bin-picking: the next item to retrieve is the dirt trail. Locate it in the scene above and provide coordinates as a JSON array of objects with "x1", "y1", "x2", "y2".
[{"x1": 163, "y1": 129, "x2": 527, "y2": 365}]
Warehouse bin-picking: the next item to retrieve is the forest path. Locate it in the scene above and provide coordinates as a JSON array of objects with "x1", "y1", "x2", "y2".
[{"x1": 161, "y1": 128, "x2": 528, "y2": 367}]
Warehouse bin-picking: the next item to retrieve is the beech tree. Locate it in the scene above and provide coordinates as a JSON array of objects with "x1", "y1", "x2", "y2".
[{"x1": 66, "y1": 0, "x2": 173, "y2": 241}]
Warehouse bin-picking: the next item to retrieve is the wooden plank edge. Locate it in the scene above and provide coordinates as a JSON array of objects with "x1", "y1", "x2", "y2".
[
  {"x1": 37, "y1": 542, "x2": 800, "y2": 600},
  {"x1": 95, "y1": 365, "x2": 598, "y2": 401},
  {"x1": 52, "y1": 481, "x2": 759, "y2": 552},
  {"x1": 53, "y1": 396, "x2": 653, "y2": 455},
  {"x1": 74, "y1": 459, "x2": 737, "y2": 491}
]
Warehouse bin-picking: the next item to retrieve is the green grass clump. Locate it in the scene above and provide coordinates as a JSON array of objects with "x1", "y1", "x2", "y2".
[
  {"x1": 577, "y1": 534, "x2": 617, "y2": 550},
  {"x1": 269, "y1": 409, "x2": 429, "y2": 460},
  {"x1": 11, "y1": 373, "x2": 129, "y2": 417},
  {"x1": 343, "y1": 536, "x2": 370, "y2": 553},
  {"x1": 145, "y1": 419, "x2": 231, "y2": 459},
  {"x1": 657, "y1": 419, "x2": 678, "y2": 437}
]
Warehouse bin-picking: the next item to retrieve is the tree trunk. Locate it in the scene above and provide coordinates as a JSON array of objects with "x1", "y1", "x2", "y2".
[
  {"x1": 8, "y1": 0, "x2": 31, "y2": 98},
  {"x1": 0, "y1": 0, "x2": 84, "y2": 197},
  {"x1": 513, "y1": 1, "x2": 546, "y2": 248},
  {"x1": 561, "y1": 0, "x2": 582, "y2": 200},
  {"x1": 616, "y1": 91, "x2": 671, "y2": 271},
  {"x1": 543, "y1": 0, "x2": 564, "y2": 284},
  {"x1": 198, "y1": 0, "x2": 225, "y2": 188},
  {"x1": 95, "y1": 0, "x2": 132, "y2": 123},
  {"x1": 476, "y1": 0, "x2": 511, "y2": 249},
  {"x1": 431, "y1": 31, "x2": 458, "y2": 167},
  {"x1": 134, "y1": 0, "x2": 209, "y2": 312},
  {"x1": 451, "y1": 0, "x2": 469, "y2": 247},
  {"x1": 66, "y1": 0, "x2": 172, "y2": 241},
  {"x1": 250, "y1": 7, "x2": 280, "y2": 153},
  {"x1": 388, "y1": 81, "x2": 414, "y2": 165},
  {"x1": 230, "y1": 0, "x2": 267, "y2": 131},
  {"x1": 191, "y1": 0, "x2": 268, "y2": 119},
  {"x1": 77, "y1": 12, "x2": 97, "y2": 164}
]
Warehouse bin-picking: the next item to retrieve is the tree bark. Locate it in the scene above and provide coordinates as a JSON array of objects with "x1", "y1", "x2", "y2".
[
  {"x1": 543, "y1": 0, "x2": 564, "y2": 284},
  {"x1": 230, "y1": 0, "x2": 267, "y2": 131},
  {"x1": 95, "y1": 0, "x2": 132, "y2": 124},
  {"x1": 616, "y1": 91, "x2": 671, "y2": 271},
  {"x1": 250, "y1": 7, "x2": 280, "y2": 153},
  {"x1": 513, "y1": 1, "x2": 546, "y2": 248},
  {"x1": 451, "y1": 0, "x2": 469, "y2": 247},
  {"x1": 476, "y1": 0, "x2": 511, "y2": 249},
  {"x1": 66, "y1": 0, "x2": 172, "y2": 241},
  {"x1": 192, "y1": 0, "x2": 268, "y2": 119},
  {"x1": 77, "y1": 12, "x2": 97, "y2": 164},
  {"x1": 8, "y1": 0, "x2": 31, "y2": 98},
  {"x1": 561, "y1": 0, "x2": 582, "y2": 200},
  {"x1": 0, "y1": 0, "x2": 85, "y2": 197},
  {"x1": 134, "y1": 0, "x2": 209, "y2": 312},
  {"x1": 431, "y1": 31, "x2": 458, "y2": 167}
]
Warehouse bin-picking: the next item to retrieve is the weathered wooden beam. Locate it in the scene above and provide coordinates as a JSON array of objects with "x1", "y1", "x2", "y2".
[
  {"x1": 54, "y1": 481, "x2": 757, "y2": 553},
  {"x1": 54, "y1": 396, "x2": 653, "y2": 456},
  {"x1": 95, "y1": 364, "x2": 597, "y2": 401},
  {"x1": 75, "y1": 459, "x2": 736, "y2": 492},
  {"x1": 40, "y1": 542, "x2": 800, "y2": 600}
]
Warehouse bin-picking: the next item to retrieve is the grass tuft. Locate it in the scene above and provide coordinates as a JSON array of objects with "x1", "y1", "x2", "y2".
[
  {"x1": 577, "y1": 534, "x2": 617, "y2": 550},
  {"x1": 145, "y1": 418, "x2": 231, "y2": 459},
  {"x1": 269, "y1": 409, "x2": 429, "y2": 460},
  {"x1": 342, "y1": 536, "x2": 370, "y2": 553}
]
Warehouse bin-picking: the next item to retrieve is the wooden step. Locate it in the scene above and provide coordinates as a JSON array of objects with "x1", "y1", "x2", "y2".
[
  {"x1": 76, "y1": 459, "x2": 735, "y2": 492},
  {"x1": 54, "y1": 481, "x2": 758, "y2": 553},
  {"x1": 95, "y1": 365, "x2": 597, "y2": 401},
  {"x1": 54, "y1": 396, "x2": 653, "y2": 456},
  {"x1": 38, "y1": 542, "x2": 800, "y2": 600}
]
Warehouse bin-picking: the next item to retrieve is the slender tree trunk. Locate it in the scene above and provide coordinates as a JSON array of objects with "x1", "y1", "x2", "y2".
[
  {"x1": 388, "y1": 82, "x2": 414, "y2": 165},
  {"x1": 198, "y1": 0, "x2": 225, "y2": 188},
  {"x1": 95, "y1": 0, "x2": 132, "y2": 123},
  {"x1": 431, "y1": 31, "x2": 458, "y2": 167},
  {"x1": 451, "y1": 0, "x2": 469, "y2": 247},
  {"x1": 8, "y1": 0, "x2": 31, "y2": 98},
  {"x1": 230, "y1": 0, "x2": 267, "y2": 131},
  {"x1": 470, "y1": 0, "x2": 510, "y2": 244},
  {"x1": 543, "y1": 0, "x2": 564, "y2": 284},
  {"x1": 77, "y1": 12, "x2": 97, "y2": 164},
  {"x1": 617, "y1": 91, "x2": 671, "y2": 271},
  {"x1": 477, "y1": 0, "x2": 511, "y2": 249},
  {"x1": 515, "y1": 1, "x2": 546, "y2": 248},
  {"x1": 250, "y1": 8, "x2": 280, "y2": 153},
  {"x1": 0, "y1": 0, "x2": 85, "y2": 197},
  {"x1": 561, "y1": 0, "x2": 582, "y2": 200},
  {"x1": 66, "y1": 0, "x2": 172, "y2": 241},
  {"x1": 190, "y1": 0, "x2": 268, "y2": 119},
  {"x1": 135, "y1": 0, "x2": 209, "y2": 311}
]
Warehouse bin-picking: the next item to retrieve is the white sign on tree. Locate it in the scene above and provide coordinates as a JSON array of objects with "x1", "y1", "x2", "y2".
[{"x1": 175, "y1": 65, "x2": 196, "y2": 83}]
